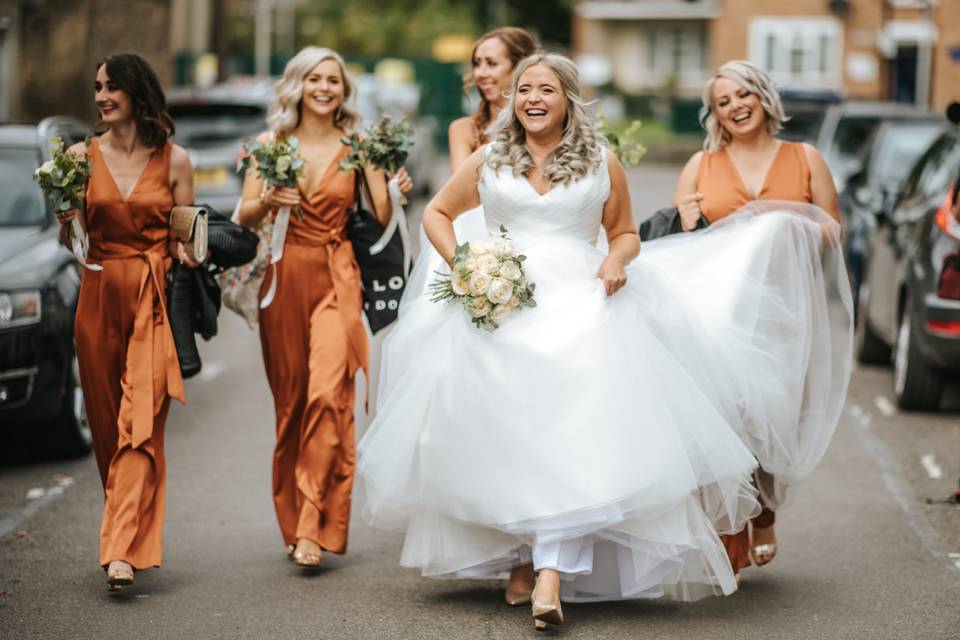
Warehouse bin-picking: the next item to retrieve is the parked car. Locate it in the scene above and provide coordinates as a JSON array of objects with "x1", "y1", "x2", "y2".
[
  {"x1": 777, "y1": 87, "x2": 844, "y2": 145},
  {"x1": 0, "y1": 117, "x2": 92, "y2": 458},
  {"x1": 839, "y1": 116, "x2": 944, "y2": 310},
  {"x1": 815, "y1": 101, "x2": 935, "y2": 192},
  {"x1": 167, "y1": 80, "x2": 274, "y2": 213},
  {"x1": 856, "y1": 111, "x2": 960, "y2": 410}
]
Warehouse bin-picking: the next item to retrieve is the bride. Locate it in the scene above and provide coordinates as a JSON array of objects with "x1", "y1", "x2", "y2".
[{"x1": 357, "y1": 53, "x2": 850, "y2": 630}]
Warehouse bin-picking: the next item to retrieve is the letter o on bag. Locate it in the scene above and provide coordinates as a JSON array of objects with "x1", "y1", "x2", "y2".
[{"x1": 389, "y1": 276, "x2": 404, "y2": 290}]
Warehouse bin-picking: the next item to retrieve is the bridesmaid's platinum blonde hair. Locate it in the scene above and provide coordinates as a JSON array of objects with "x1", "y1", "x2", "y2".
[
  {"x1": 699, "y1": 60, "x2": 787, "y2": 152},
  {"x1": 486, "y1": 52, "x2": 604, "y2": 185},
  {"x1": 267, "y1": 46, "x2": 360, "y2": 137}
]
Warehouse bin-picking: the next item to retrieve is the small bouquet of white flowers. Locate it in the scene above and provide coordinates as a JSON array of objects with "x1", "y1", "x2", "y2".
[
  {"x1": 429, "y1": 225, "x2": 536, "y2": 331},
  {"x1": 34, "y1": 136, "x2": 100, "y2": 270},
  {"x1": 236, "y1": 134, "x2": 306, "y2": 308},
  {"x1": 236, "y1": 134, "x2": 306, "y2": 220}
]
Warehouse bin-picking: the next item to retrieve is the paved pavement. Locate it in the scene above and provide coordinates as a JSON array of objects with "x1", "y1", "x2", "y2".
[{"x1": 1, "y1": 162, "x2": 958, "y2": 639}]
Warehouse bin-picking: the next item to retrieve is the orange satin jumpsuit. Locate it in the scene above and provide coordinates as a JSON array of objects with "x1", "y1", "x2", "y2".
[
  {"x1": 75, "y1": 138, "x2": 184, "y2": 569},
  {"x1": 258, "y1": 145, "x2": 368, "y2": 554}
]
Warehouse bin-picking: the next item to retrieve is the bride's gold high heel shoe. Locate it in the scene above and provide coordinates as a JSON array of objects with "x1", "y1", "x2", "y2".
[
  {"x1": 504, "y1": 564, "x2": 534, "y2": 606},
  {"x1": 531, "y1": 572, "x2": 563, "y2": 630}
]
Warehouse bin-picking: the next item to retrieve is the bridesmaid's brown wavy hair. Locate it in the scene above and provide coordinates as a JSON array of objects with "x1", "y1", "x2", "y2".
[
  {"x1": 465, "y1": 27, "x2": 539, "y2": 144},
  {"x1": 94, "y1": 53, "x2": 175, "y2": 148}
]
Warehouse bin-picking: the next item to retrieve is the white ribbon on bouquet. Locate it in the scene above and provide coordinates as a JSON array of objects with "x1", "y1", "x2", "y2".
[{"x1": 69, "y1": 217, "x2": 101, "y2": 271}]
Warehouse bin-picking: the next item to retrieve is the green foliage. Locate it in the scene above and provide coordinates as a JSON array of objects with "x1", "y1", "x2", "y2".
[
  {"x1": 34, "y1": 136, "x2": 91, "y2": 211},
  {"x1": 339, "y1": 117, "x2": 415, "y2": 174},
  {"x1": 596, "y1": 114, "x2": 647, "y2": 167},
  {"x1": 296, "y1": 0, "x2": 481, "y2": 57}
]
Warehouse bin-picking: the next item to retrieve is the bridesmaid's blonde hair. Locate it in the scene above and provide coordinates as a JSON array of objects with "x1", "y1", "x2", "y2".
[
  {"x1": 268, "y1": 47, "x2": 360, "y2": 137},
  {"x1": 699, "y1": 60, "x2": 787, "y2": 152},
  {"x1": 486, "y1": 52, "x2": 604, "y2": 186}
]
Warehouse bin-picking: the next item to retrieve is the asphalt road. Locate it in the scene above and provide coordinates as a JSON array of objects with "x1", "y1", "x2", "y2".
[{"x1": 1, "y1": 163, "x2": 958, "y2": 639}]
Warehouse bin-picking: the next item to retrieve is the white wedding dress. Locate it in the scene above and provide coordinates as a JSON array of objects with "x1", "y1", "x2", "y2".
[{"x1": 358, "y1": 151, "x2": 852, "y2": 602}]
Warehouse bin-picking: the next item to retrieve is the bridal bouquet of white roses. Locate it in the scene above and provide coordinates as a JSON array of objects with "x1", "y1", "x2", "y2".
[
  {"x1": 429, "y1": 225, "x2": 536, "y2": 331},
  {"x1": 34, "y1": 136, "x2": 100, "y2": 270}
]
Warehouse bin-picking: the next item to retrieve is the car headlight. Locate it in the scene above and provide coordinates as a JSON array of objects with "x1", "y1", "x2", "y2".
[{"x1": 0, "y1": 291, "x2": 42, "y2": 328}]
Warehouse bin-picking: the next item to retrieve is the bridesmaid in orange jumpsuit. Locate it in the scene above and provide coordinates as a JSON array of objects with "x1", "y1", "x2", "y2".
[
  {"x1": 673, "y1": 60, "x2": 840, "y2": 581},
  {"x1": 238, "y1": 47, "x2": 412, "y2": 568},
  {"x1": 58, "y1": 53, "x2": 198, "y2": 591}
]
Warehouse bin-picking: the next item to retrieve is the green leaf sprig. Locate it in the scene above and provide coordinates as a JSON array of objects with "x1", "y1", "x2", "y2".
[
  {"x1": 596, "y1": 114, "x2": 647, "y2": 167},
  {"x1": 339, "y1": 117, "x2": 415, "y2": 175}
]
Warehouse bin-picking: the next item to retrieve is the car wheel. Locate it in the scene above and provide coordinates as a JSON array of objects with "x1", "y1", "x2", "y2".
[
  {"x1": 855, "y1": 284, "x2": 891, "y2": 365},
  {"x1": 893, "y1": 298, "x2": 944, "y2": 411},
  {"x1": 47, "y1": 351, "x2": 92, "y2": 458}
]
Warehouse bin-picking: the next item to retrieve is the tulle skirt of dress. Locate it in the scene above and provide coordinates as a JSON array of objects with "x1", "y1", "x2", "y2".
[{"x1": 358, "y1": 202, "x2": 851, "y2": 602}]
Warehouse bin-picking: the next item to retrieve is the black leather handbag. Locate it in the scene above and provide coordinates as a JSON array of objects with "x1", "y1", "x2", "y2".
[
  {"x1": 639, "y1": 207, "x2": 709, "y2": 241},
  {"x1": 346, "y1": 171, "x2": 408, "y2": 334}
]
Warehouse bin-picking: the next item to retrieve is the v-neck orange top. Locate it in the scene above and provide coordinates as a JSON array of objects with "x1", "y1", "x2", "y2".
[
  {"x1": 696, "y1": 141, "x2": 812, "y2": 223},
  {"x1": 76, "y1": 137, "x2": 184, "y2": 461}
]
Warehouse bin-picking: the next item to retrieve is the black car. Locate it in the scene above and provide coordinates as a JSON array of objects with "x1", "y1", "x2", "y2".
[
  {"x1": 840, "y1": 117, "x2": 943, "y2": 310},
  {"x1": 856, "y1": 113, "x2": 960, "y2": 411},
  {"x1": 0, "y1": 117, "x2": 92, "y2": 457}
]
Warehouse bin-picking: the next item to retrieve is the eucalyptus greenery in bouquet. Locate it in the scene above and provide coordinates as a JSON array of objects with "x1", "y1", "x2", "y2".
[
  {"x1": 429, "y1": 225, "x2": 536, "y2": 331},
  {"x1": 34, "y1": 136, "x2": 97, "y2": 268},
  {"x1": 339, "y1": 117, "x2": 415, "y2": 176},
  {"x1": 237, "y1": 135, "x2": 306, "y2": 220},
  {"x1": 596, "y1": 114, "x2": 647, "y2": 167}
]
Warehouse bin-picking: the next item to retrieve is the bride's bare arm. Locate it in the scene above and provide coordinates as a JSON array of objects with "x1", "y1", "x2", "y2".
[
  {"x1": 599, "y1": 150, "x2": 640, "y2": 295},
  {"x1": 422, "y1": 147, "x2": 485, "y2": 265}
]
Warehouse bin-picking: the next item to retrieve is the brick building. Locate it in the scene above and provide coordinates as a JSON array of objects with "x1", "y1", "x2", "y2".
[
  {"x1": 573, "y1": 0, "x2": 960, "y2": 110},
  {"x1": 0, "y1": 0, "x2": 174, "y2": 122}
]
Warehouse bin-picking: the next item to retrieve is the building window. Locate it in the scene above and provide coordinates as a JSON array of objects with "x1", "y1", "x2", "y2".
[
  {"x1": 749, "y1": 17, "x2": 842, "y2": 88},
  {"x1": 647, "y1": 24, "x2": 707, "y2": 81}
]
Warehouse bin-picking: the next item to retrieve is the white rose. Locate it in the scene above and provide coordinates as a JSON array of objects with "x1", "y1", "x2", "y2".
[
  {"x1": 469, "y1": 240, "x2": 493, "y2": 256},
  {"x1": 462, "y1": 256, "x2": 478, "y2": 271},
  {"x1": 490, "y1": 304, "x2": 513, "y2": 323},
  {"x1": 38, "y1": 160, "x2": 56, "y2": 175},
  {"x1": 451, "y1": 274, "x2": 469, "y2": 296},
  {"x1": 468, "y1": 271, "x2": 491, "y2": 296},
  {"x1": 493, "y1": 239, "x2": 512, "y2": 256},
  {"x1": 508, "y1": 294, "x2": 521, "y2": 308},
  {"x1": 499, "y1": 260, "x2": 522, "y2": 281},
  {"x1": 477, "y1": 253, "x2": 499, "y2": 274},
  {"x1": 486, "y1": 278, "x2": 513, "y2": 305},
  {"x1": 467, "y1": 296, "x2": 492, "y2": 318},
  {"x1": 275, "y1": 155, "x2": 291, "y2": 179}
]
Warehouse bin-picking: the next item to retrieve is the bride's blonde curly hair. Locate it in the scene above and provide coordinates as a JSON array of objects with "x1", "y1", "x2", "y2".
[
  {"x1": 267, "y1": 46, "x2": 360, "y2": 137},
  {"x1": 486, "y1": 53, "x2": 604, "y2": 185}
]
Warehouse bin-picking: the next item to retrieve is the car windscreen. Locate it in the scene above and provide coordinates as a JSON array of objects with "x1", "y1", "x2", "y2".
[
  {"x1": 777, "y1": 109, "x2": 824, "y2": 143},
  {"x1": 830, "y1": 116, "x2": 881, "y2": 168},
  {"x1": 0, "y1": 147, "x2": 47, "y2": 226},
  {"x1": 870, "y1": 123, "x2": 943, "y2": 187},
  {"x1": 168, "y1": 102, "x2": 266, "y2": 148}
]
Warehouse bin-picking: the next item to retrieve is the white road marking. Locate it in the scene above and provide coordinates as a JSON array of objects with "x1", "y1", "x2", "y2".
[
  {"x1": 921, "y1": 454, "x2": 944, "y2": 480},
  {"x1": 874, "y1": 395, "x2": 897, "y2": 417},
  {"x1": 2, "y1": 477, "x2": 76, "y2": 541}
]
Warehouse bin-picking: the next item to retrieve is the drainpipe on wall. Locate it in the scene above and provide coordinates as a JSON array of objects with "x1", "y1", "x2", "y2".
[{"x1": 916, "y1": 0, "x2": 934, "y2": 109}]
